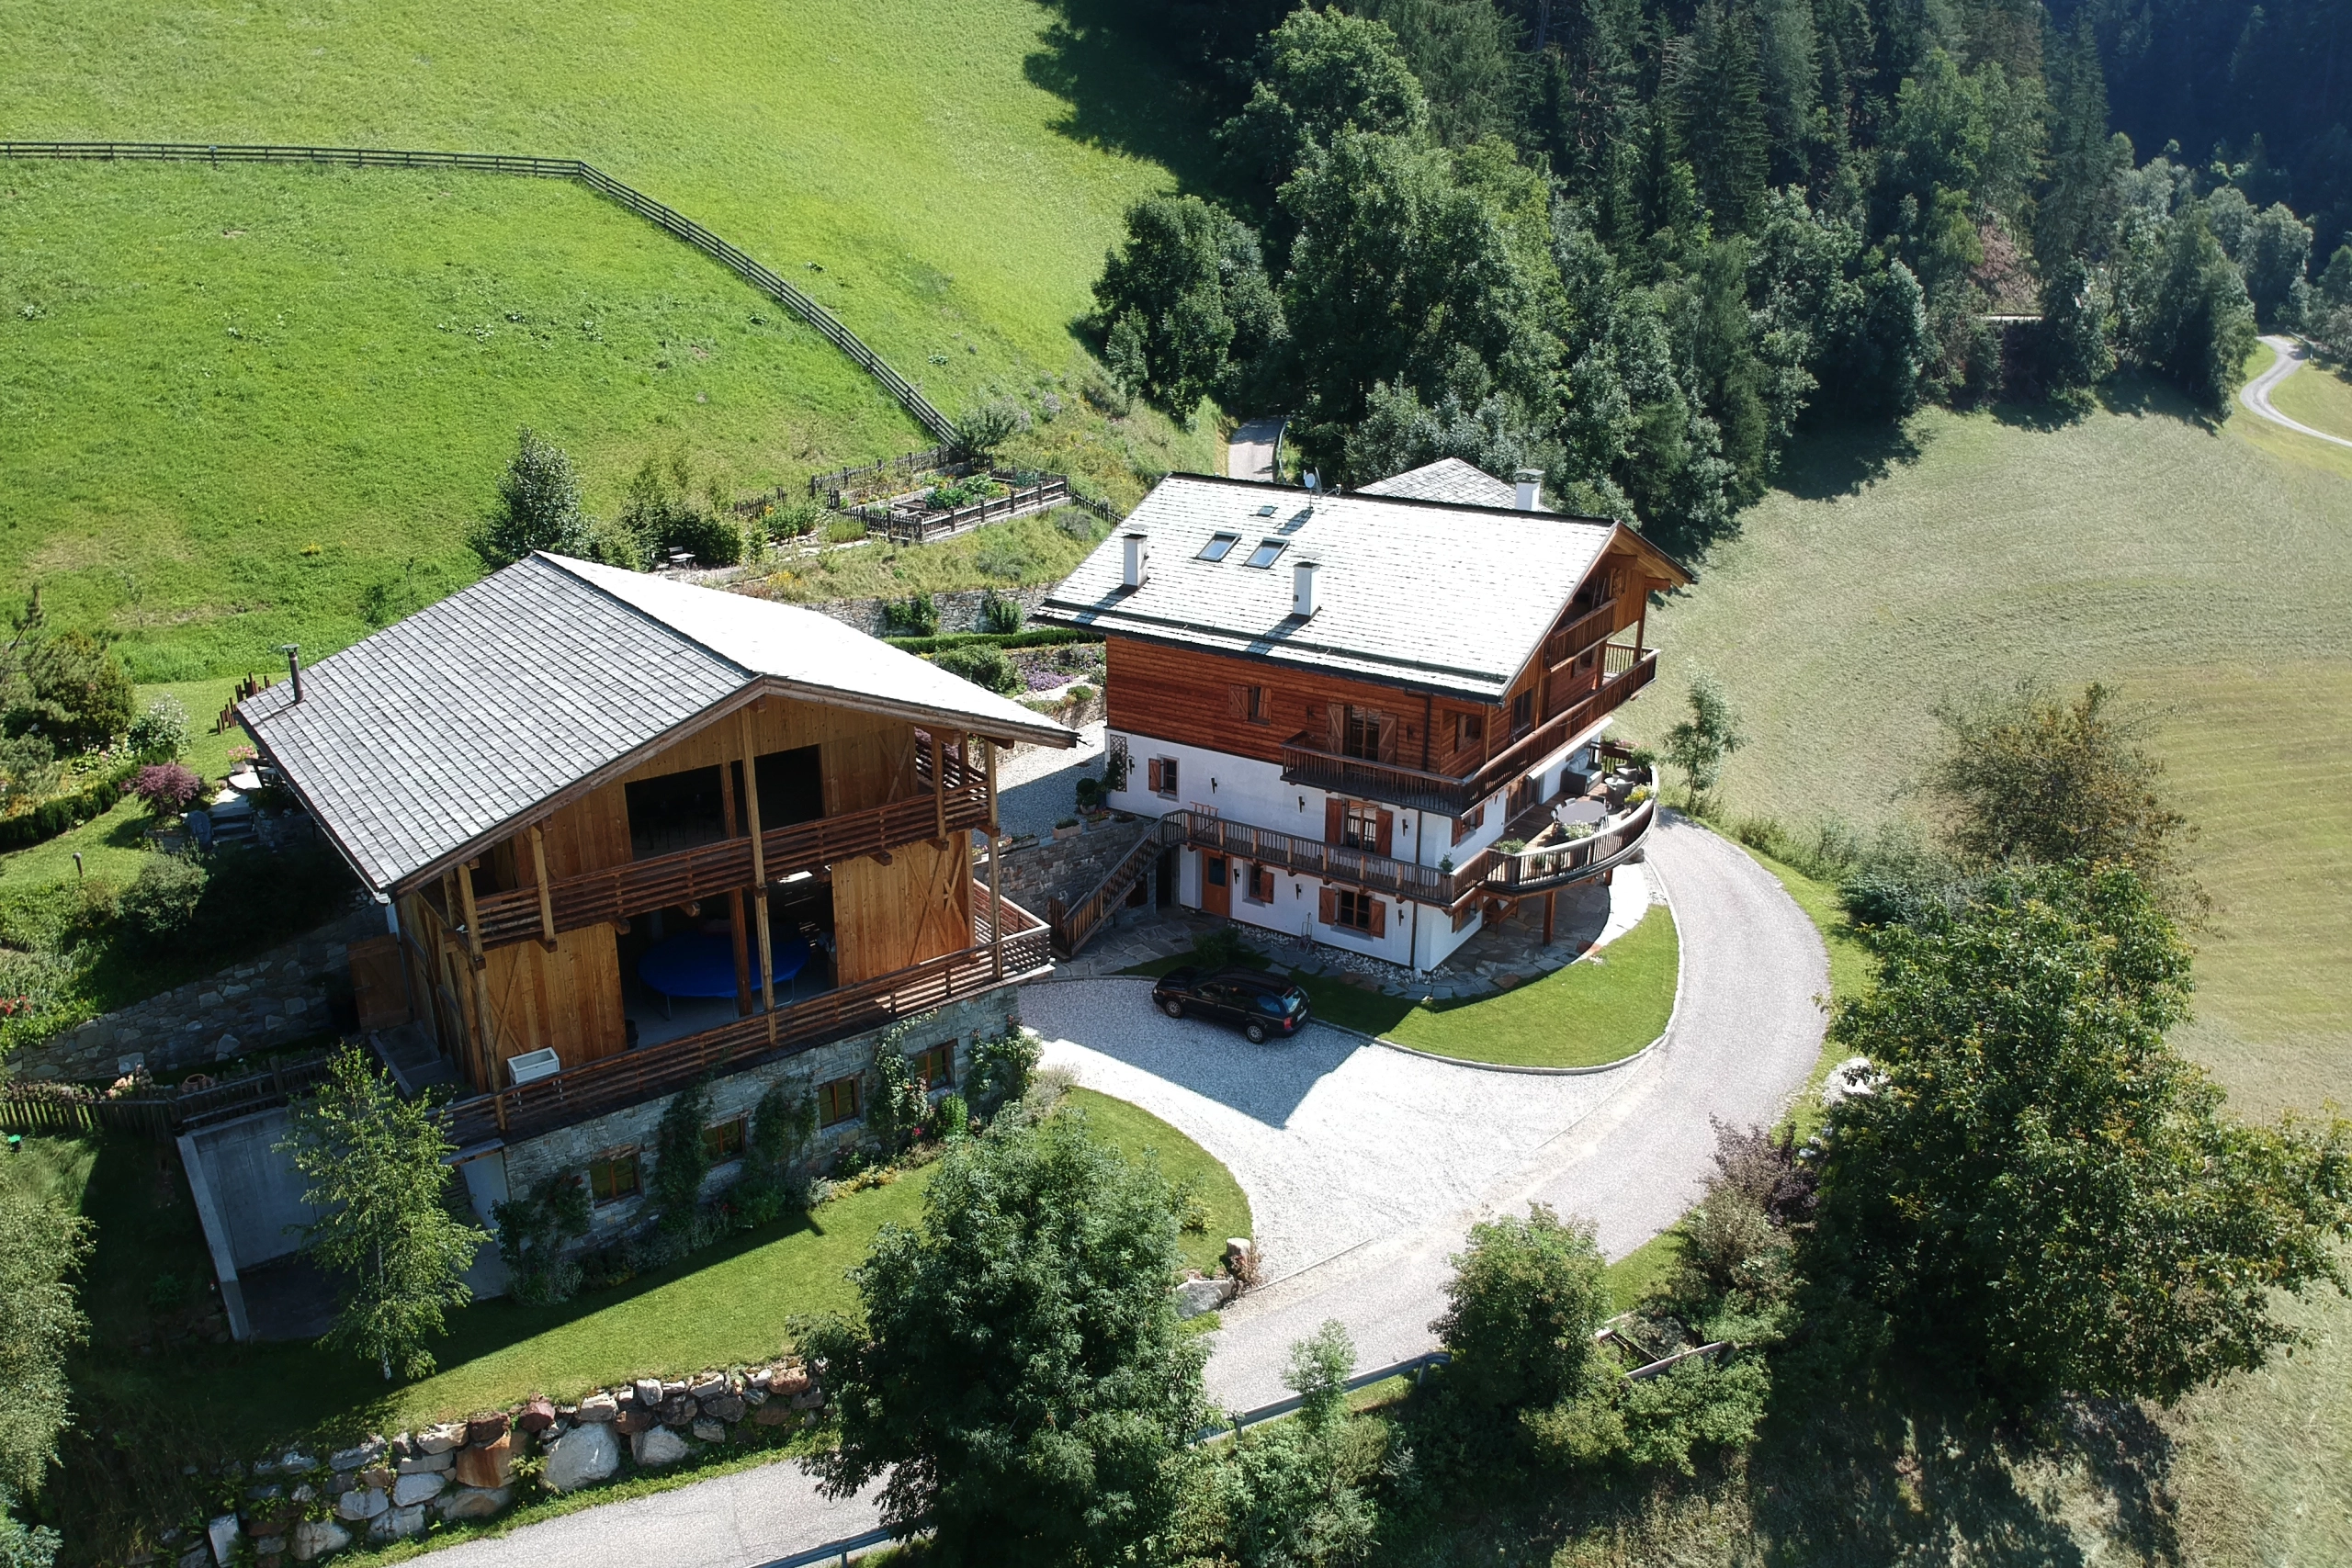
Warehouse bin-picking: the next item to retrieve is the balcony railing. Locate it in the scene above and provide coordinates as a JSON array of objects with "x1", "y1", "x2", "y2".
[
  {"x1": 466, "y1": 780, "x2": 989, "y2": 948},
  {"x1": 444, "y1": 881, "x2": 1048, "y2": 1147},
  {"x1": 1542, "y1": 597, "x2": 1619, "y2": 669},
  {"x1": 1279, "y1": 650, "x2": 1657, "y2": 817},
  {"x1": 1173, "y1": 775, "x2": 1657, "y2": 912}
]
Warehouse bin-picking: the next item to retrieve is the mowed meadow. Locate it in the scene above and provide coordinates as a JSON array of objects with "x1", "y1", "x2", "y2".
[
  {"x1": 1619, "y1": 354, "x2": 2352, "y2": 1562},
  {"x1": 0, "y1": 0, "x2": 1209, "y2": 675}
]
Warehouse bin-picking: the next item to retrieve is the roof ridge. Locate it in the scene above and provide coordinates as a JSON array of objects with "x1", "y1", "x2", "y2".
[
  {"x1": 1154, "y1": 470, "x2": 1615, "y2": 526},
  {"x1": 533, "y1": 550, "x2": 760, "y2": 682}
]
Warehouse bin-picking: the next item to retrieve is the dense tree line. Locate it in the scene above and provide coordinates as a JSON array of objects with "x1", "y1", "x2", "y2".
[{"x1": 1092, "y1": 0, "x2": 2319, "y2": 558}]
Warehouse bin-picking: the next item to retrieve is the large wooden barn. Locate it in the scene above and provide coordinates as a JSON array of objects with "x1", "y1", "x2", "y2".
[{"x1": 238, "y1": 553, "x2": 1070, "y2": 1215}]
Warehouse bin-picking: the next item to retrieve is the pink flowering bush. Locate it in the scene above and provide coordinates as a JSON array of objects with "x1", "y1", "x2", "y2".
[{"x1": 131, "y1": 762, "x2": 202, "y2": 818}]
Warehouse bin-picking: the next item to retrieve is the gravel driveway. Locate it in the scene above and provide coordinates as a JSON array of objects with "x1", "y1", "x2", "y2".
[{"x1": 425, "y1": 816, "x2": 1824, "y2": 1562}]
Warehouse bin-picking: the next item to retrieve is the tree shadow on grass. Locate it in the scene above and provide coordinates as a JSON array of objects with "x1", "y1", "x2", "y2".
[
  {"x1": 1022, "y1": 0, "x2": 1231, "y2": 202},
  {"x1": 1776, "y1": 416, "x2": 1931, "y2": 502}
]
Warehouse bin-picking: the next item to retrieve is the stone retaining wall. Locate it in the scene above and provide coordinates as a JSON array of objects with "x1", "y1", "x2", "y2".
[
  {"x1": 800, "y1": 584, "x2": 1057, "y2": 639},
  {"x1": 195, "y1": 1359, "x2": 828, "y2": 1567},
  {"x1": 17, "y1": 908, "x2": 379, "y2": 1084},
  {"x1": 996, "y1": 817, "x2": 1160, "y2": 913}
]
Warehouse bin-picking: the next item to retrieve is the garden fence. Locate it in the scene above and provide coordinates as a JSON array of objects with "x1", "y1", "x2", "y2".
[
  {"x1": 0, "y1": 1050, "x2": 334, "y2": 1141},
  {"x1": 0, "y1": 141, "x2": 956, "y2": 445}
]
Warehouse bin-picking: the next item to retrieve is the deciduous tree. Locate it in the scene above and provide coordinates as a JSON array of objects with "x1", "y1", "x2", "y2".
[
  {"x1": 470, "y1": 426, "x2": 586, "y2": 568},
  {"x1": 799, "y1": 1112, "x2": 1207, "y2": 1564},
  {"x1": 281, "y1": 1044, "x2": 486, "y2": 1380}
]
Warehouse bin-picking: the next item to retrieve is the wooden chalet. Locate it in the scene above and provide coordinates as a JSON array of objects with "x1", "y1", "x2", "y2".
[
  {"x1": 1035, "y1": 461, "x2": 1690, "y2": 970},
  {"x1": 239, "y1": 554, "x2": 1072, "y2": 1158}
]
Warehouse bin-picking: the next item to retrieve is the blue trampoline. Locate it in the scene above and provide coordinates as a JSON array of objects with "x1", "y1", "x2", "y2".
[{"x1": 637, "y1": 932, "x2": 810, "y2": 1012}]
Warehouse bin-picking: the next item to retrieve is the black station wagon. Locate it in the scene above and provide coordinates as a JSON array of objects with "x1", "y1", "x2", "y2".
[{"x1": 1151, "y1": 966, "x2": 1312, "y2": 1043}]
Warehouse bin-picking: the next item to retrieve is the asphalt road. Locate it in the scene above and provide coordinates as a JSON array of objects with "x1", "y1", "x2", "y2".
[
  {"x1": 431, "y1": 817, "x2": 1826, "y2": 1562},
  {"x1": 2240, "y1": 333, "x2": 2352, "y2": 449}
]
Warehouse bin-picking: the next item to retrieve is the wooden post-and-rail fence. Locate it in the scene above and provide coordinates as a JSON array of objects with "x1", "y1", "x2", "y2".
[{"x1": 0, "y1": 141, "x2": 957, "y2": 446}]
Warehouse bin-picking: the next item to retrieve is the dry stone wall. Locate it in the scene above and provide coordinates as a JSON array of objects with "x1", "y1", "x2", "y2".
[
  {"x1": 16, "y1": 908, "x2": 378, "y2": 1084},
  {"x1": 192, "y1": 1360, "x2": 827, "y2": 1566},
  {"x1": 798, "y1": 584, "x2": 1055, "y2": 638}
]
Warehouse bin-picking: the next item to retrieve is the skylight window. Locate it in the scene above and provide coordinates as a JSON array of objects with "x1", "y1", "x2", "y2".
[
  {"x1": 1244, "y1": 539, "x2": 1287, "y2": 569},
  {"x1": 1198, "y1": 533, "x2": 1240, "y2": 562},
  {"x1": 1256, "y1": 503, "x2": 1277, "y2": 516}
]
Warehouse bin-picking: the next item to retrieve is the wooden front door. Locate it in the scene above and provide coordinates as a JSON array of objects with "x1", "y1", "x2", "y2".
[{"x1": 1201, "y1": 852, "x2": 1231, "y2": 917}]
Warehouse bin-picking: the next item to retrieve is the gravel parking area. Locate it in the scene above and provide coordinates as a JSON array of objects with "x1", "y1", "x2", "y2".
[{"x1": 1023, "y1": 988, "x2": 1623, "y2": 1284}]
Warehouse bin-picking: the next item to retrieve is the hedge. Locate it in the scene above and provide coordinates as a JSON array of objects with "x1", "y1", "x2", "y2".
[
  {"x1": 884, "y1": 627, "x2": 1102, "y2": 655},
  {"x1": 0, "y1": 764, "x2": 136, "y2": 852}
]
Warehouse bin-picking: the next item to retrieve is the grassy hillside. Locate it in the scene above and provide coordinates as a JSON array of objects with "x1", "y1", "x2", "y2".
[
  {"x1": 1619, "y1": 369, "x2": 2352, "y2": 1120},
  {"x1": 2267, "y1": 347, "x2": 2352, "y2": 440},
  {"x1": 0, "y1": 0, "x2": 1197, "y2": 413},
  {"x1": 0, "y1": 0, "x2": 1216, "y2": 675},
  {"x1": 1616, "y1": 363, "x2": 2352, "y2": 1562}
]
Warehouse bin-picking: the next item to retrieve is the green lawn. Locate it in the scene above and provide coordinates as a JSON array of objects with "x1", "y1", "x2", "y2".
[
  {"x1": 1611, "y1": 380, "x2": 2352, "y2": 1566},
  {"x1": 1064, "y1": 1087, "x2": 1253, "y2": 1277},
  {"x1": 0, "y1": 0, "x2": 1221, "y2": 676},
  {"x1": 1135, "y1": 908, "x2": 1680, "y2": 1071},
  {"x1": 2267, "y1": 344, "x2": 2352, "y2": 442}
]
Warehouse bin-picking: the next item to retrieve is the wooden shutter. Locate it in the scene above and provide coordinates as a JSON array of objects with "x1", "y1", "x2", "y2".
[
  {"x1": 1228, "y1": 684, "x2": 1249, "y2": 718},
  {"x1": 1324, "y1": 798, "x2": 1345, "y2": 844},
  {"x1": 1318, "y1": 886, "x2": 1337, "y2": 925},
  {"x1": 1326, "y1": 702, "x2": 1346, "y2": 750},
  {"x1": 1147, "y1": 758, "x2": 1163, "y2": 794},
  {"x1": 1375, "y1": 809, "x2": 1394, "y2": 857},
  {"x1": 1369, "y1": 897, "x2": 1387, "y2": 938},
  {"x1": 1376, "y1": 712, "x2": 1398, "y2": 761}
]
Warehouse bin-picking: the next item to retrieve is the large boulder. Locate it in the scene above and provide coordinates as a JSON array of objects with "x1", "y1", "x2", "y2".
[
  {"x1": 1173, "y1": 1277, "x2": 1234, "y2": 1319},
  {"x1": 334, "y1": 1488, "x2": 388, "y2": 1523},
  {"x1": 573, "y1": 1393, "x2": 616, "y2": 1424},
  {"x1": 464, "y1": 1411, "x2": 510, "y2": 1447},
  {"x1": 632, "y1": 1378, "x2": 662, "y2": 1407},
  {"x1": 415, "y1": 1423, "x2": 467, "y2": 1455},
  {"x1": 690, "y1": 1419, "x2": 728, "y2": 1444},
  {"x1": 394, "y1": 1450, "x2": 452, "y2": 1474},
  {"x1": 657, "y1": 1394, "x2": 699, "y2": 1427},
  {"x1": 752, "y1": 1399, "x2": 797, "y2": 1427},
  {"x1": 436, "y1": 1484, "x2": 512, "y2": 1521},
  {"x1": 289, "y1": 1520, "x2": 350, "y2": 1562},
  {"x1": 452, "y1": 1433, "x2": 512, "y2": 1490},
  {"x1": 630, "y1": 1426, "x2": 690, "y2": 1468},
  {"x1": 371, "y1": 1504, "x2": 426, "y2": 1540},
  {"x1": 541, "y1": 1421, "x2": 619, "y2": 1494},
  {"x1": 769, "y1": 1366, "x2": 811, "y2": 1399},
  {"x1": 390, "y1": 1471, "x2": 447, "y2": 1507},
  {"x1": 700, "y1": 1392, "x2": 745, "y2": 1423}
]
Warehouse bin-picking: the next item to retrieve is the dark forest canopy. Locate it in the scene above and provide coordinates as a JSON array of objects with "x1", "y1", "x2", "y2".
[{"x1": 1091, "y1": 0, "x2": 2330, "y2": 560}]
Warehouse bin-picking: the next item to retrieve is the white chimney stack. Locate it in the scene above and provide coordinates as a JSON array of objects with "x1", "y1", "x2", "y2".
[
  {"x1": 1514, "y1": 468, "x2": 1544, "y2": 512},
  {"x1": 1120, "y1": 531, "x2": 1148, "y2": 589},
  {"x1": 1292, "y1": 559, "x2": 1319, "y2": 617}
]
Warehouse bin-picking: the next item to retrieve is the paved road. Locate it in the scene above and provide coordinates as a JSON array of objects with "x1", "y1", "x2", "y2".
[
  {"x1": 2240, "y1": 333, "x2": 2352, "y2": 449},
  {"x1": 432, "y1": 818, "x2": 1824, "y2": 1562},
  {"x1": 1227, "y1": 416, "x2": 1283, "y2": 482}
]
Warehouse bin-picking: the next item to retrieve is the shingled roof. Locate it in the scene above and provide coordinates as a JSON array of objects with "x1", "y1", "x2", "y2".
[
  {"x1": 1358, "y1": 457, "x2": 1541, "y2": 509},
  {"x1": 1036, "y1": 473, "x2": 1682, "y2": 703},
  {"x1": 240, "y1": 554, "x2": 1074, "y2": 895}
]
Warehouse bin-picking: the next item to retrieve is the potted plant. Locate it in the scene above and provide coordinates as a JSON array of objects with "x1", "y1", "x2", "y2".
[{"x1": 1054, "y1": 817, "x2": 1080, "y2": 840}]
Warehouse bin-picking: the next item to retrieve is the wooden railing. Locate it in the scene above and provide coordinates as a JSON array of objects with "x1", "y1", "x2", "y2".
[
  {"x1": 1543, "y1": 598, "x2": 1619, "y2": 668},
  {"x1": 468, "y1": 781, "x2": 986, "y2": 947},
  {"x1": 1046, "y1": 816, "x2": 1187, "y2": 957},
  {"x1": 870, "y1": 476, "x2": 1072, "y2": 545},
  {"x1": 0, "y1": 1051, "x2": 337, "y2": 1141},
  {"x1": 443, "y1": 911, "x2": 1050, "y2": 1147},
  {"x1": 0, "y1": 141, "x2": 956, "y2": 444},
  {"x1": 1181, "y1": 813, "x2": 1456, "y2": 904},
  {"x1": 1280, "y1": 651, "x2": 1657, "y2": 816},
  {"x1": 1464, "y1": 787, "x2": 1657, "y2": 899}
]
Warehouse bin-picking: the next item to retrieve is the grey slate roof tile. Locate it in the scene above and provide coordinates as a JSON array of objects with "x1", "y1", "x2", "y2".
[
  {"x1": 241, "y1": 554, "x2": 1072, "y2": 895},
  {"x1": 1357, "y1": 457, "x2": 1541, "y2": 509}
]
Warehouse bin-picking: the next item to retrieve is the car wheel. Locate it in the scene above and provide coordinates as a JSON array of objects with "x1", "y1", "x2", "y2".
[
  {"x1": 1244, "y1": 1021, "x2": 1269, "y2": 1044},
  {"x1": 1161, "y1": 998, "x2": 1183, "y2": 1019}
]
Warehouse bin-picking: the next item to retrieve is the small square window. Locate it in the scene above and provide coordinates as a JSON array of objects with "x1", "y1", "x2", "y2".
[
  {"x1": 703, "y1": 1117, "x2": 746, "y2": 1162},
  {"x1": 914, "y1": 1043, "x2": 955, "y2": 1089},
  {"x1": 1198, "y1": 533, "x2": 1240, "y2": 562},
  {"x1": 1148, "y1": 756, "x2": 1179, "y2": 798},
  {"x1": 1510, "y1": 691, "x2": 1534, "y2": 735},
  {"x1": 1249, "y1": 865, "x2": 1277, "y2": 903},
  {"x1": 1248, "y1": 686, "x2": 1269, "y2": 725},
  {"x1": 1454, "y1": 711, "x2": 1485, "y2": 750},
  {"x1": 1334, "y1": 890, "x2": 1375, "y2": 932},
  {"x1": 1244, "y1": 539, "x2": 1286, "y2": 569},
  {"x1": 819, "y1": 1075, "x2": 861, "y2": 1127},
  {"x1": 588, "y1": 1151, "x2": 640, "y2": 1205}
]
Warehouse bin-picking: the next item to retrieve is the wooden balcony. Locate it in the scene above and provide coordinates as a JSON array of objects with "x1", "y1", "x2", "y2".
[
  {"x1": 444, "y1": 881, "x2": 1049, "y2": 1148},
  {"x1": 465, "y1": 778, "x2": 989, "y2": 948},
  {"x1": 1279, "y1": 649, "x2": 1657, "y2": 816}
]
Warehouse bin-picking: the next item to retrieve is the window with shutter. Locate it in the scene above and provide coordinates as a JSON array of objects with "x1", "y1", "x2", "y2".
[
  {"x1": 1249, "y1": 865, "x2": 1276, "y2": 902},
  {"x1": 1510, "y1": 690, "x2": 1534, "y2": 736},
  {"x1": 1375, "y1": 809, "x2": 1394, "y2": 857},
  {"x1": 1342, "y1": 802, "x2": 1379, "y2": 850},
  {"x1": 1454, "y1": 712, "x2": 1485, "y2": 752},
  {"x1": 1319, "y1": 886, "x2": 1338, "y2": 924},
  {"x1": 1452, "y1": 802, "x2": 1487, "y2": 846},
  {"x1": 1375, "y1": 712, "x2": 1398, "y2": 761},
  {"x1": 1324, "y1": 797, "x2": 1346, "y2": 844},
  {"x1": 1330, "y1": 889, "x2": 1375, "y2": 931},
  {"x1": 1248, "y1": 686, "x2": 1269, "y2": 724},
  {"x1": 1152, "y1": 757, "x2": 1179, "y2": 797},
  {"x1": 1147, "y1": 758, "x2": 1164, "y2": 793},
  {"x1": 1326, "y1": 702, "x2": 1347, "y2": 751},
  {"x1": 1228, "y1": 684, "x2": 1249, "y2": 718},
  {"x1": 1368, "y1": 897, "x2": 1386, "y2": 937}
]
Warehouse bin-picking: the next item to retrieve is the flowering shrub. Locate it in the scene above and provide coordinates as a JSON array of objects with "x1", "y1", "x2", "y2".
[{"x1": 131, "y1": 762, "x2": 202, "y2": 817}]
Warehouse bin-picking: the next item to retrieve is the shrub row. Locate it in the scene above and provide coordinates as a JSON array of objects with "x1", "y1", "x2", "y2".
[
  {"x1": 884, "y1": 627, "x2": 1101, "y2": 655},
  {"x1": 0, "y1": 764, "x2": 135, "y2": 852}
]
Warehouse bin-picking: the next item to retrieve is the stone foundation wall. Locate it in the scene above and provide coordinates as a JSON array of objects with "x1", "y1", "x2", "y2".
[
  {"x1": 17, "y1": 908, "x2": 379, "y2": 1083},
  {"x1": 499, "y1": 989, "x2": 1020, "y2": 1240}
]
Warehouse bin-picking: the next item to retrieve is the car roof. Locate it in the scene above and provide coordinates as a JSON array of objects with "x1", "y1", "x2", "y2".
[{"x1": 1212, "y1": 967, "x2": 1295, "y2": 989}]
